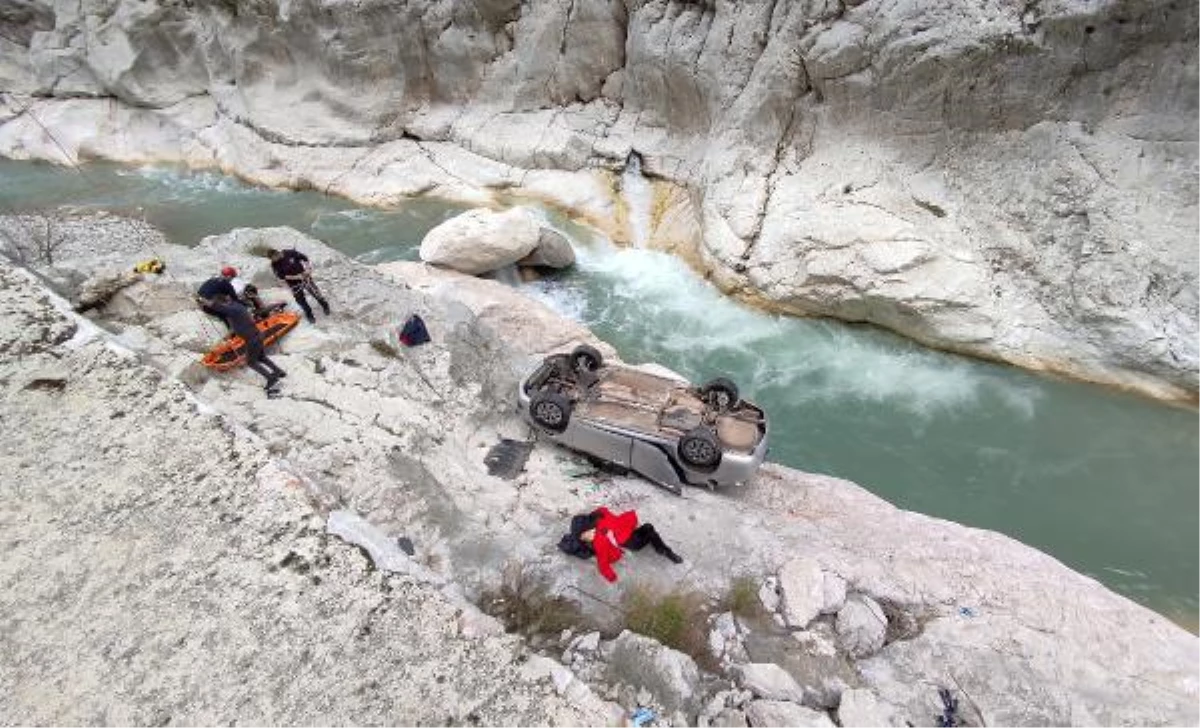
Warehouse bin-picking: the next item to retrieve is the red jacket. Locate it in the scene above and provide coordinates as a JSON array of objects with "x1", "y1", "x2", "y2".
[{"x1": 592, "y1": 507, "x2": 638, "y2": 582}]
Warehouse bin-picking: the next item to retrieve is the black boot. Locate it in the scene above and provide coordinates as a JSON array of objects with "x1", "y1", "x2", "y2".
[{"x1": 661, "y1": 548, "x2": 683, "y2": 564}]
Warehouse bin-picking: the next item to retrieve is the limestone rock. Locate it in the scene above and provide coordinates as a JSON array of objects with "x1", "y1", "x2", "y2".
[
  {"x1": 836, "y1": 688, "x2": 903, "y2": 727},
  {"x1": 326, "y1": 509, "x2": 441, "y2": 584},
  {"x1": 835, "y1": 595, "x2": 888, "y2": 659},
  {"x1": 376, "y1": 260, "x2": 615, "y2": 362},
  {"x1": 709, "y1": 611, "x2": 739, "y2": 660},
  {"x1": 572, "y1": 630, "x2": 601, "y2": 654},
  {"x1": 744, "y1": 699, "x2": 835, "y2": 727},
  {"x1": 74, "y1": 269, "x2": 142, "y2": 313},
  {"x1": 778, "y1": 557, "x2": 827, "y2": 628},
  {"x1": 517, "y1": 227, "x2": 576, "y2": 269},
  {"x1": 419, "y1": 207, "x2": 542, "y2": 275},
  {"x1": 735, "y1": 663, "x2": 805, "y2": 703},
  {"x1": 775, "y1": 621, "x2": 856, "y2": 710},
  {"x1": 711, "y1": 708, "x2": 749, "y2": 727},
  {"x1": 820, "y1": 572, "x2": 847, "y2": 615},
  {"x1": 2, "y1": 0, "x2": 1198, "y2": 400},
  {"x1": 2, "y1": 219, "x2": 1198, "y2": 727},
  {"x1": 758, "y1": 577, "x2": 780, "y2": 613},
  {"x1": 604, "y1": 630, "x2": 702, "y2": 715},
  {"x1": 0, "y1": 259, "x2": 620, "y2": 727}
]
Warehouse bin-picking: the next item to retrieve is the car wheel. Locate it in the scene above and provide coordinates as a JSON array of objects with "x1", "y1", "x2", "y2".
[
  {"x1": 678, "y1": 427, "x2": 721, "y2": 469},
  {"x1": 530, "y1": 390, "x2": 572, "y2": 433},
  {"x1": 569, "y1": 344, "x2": 603, "y2": 373},
  {"x1": 700, "y1": 377, "x2": 739, "y2": 413}
]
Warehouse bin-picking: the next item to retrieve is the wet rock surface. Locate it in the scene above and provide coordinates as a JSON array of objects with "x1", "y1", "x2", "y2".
[{"x1": 0, "y1": 216, "x2": 1196, "y2": 725}]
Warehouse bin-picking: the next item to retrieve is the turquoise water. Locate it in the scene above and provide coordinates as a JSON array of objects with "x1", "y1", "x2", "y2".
[
  {"x1": 0, "y1": 160, "x2": 465, "y2": 260},
  {"x1": 2, "y1": 159, "x2": 1196, "y2": 629}
]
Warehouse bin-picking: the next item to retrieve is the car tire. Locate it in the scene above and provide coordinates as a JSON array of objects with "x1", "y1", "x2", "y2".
[
  {"x1": 530, "y1": 390, "x2": 572, "y2": 433},
  {"x1": 569, "y1": 344, "x2": 603, "y2": 373},
  {"x1": 678, "y1": 426, "x2": 721, "y2": 470},
  {"x1": 700, "y1": 377, "x2": 739, "y2": 413}
]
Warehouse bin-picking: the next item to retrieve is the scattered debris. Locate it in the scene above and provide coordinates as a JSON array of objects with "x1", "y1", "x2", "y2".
[
  {"x1": 23, "y1": 376, "x2": 67, "y2": 392},
  {"x1": 484, "y1": 438, "x2": 535, "y2": 479},
  {"x1": 327, "y1": 510, "x2": 443, "y2": 583},
  {"x1": 936, "y1": 687, "x2": 962, "y2": 727}
]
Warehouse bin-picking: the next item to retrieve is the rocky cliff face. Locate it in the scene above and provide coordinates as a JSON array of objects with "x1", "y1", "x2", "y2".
[
  {"x1": 1, "y1": 214, "x2": 1197, "y2": 725},
  {"x1": 0, "y1": 0, "x2": 1196, "y2": 400}
]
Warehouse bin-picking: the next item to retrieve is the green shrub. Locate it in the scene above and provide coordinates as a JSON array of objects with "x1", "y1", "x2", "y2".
[
  {"x1": 722, "y1": 576, "x2": 763, "y2": 620},
  {"x1": 621, "y1": 584, "x2": 712, "y2": 668}
]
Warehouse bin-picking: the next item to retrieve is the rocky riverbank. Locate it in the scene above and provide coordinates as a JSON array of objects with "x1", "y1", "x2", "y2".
[
  {"x1": 0, "y1": 0, "x2": 1195, "y2": 402},
  {"x1": 1, "y1": 212, "x2": 1195, "y2": 726}
]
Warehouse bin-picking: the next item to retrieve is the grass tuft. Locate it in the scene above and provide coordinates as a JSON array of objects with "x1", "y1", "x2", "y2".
[
  {"x1": 622, "y1": 583, "x2": 714, "y2": 669},
  {"x1": 722, "y1": 575, "x2": 763, "y2": 620},
  {"x1": 369, "y1": 339, "x2": 400, "y2": 359},
  {"x1": 481, "y1": 562, "x2": 590, "y2": 638}
]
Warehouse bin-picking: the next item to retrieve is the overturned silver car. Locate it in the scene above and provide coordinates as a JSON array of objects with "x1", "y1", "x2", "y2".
[{"x1": 517, "y1": 345, "x2": 769, "y2": 493}]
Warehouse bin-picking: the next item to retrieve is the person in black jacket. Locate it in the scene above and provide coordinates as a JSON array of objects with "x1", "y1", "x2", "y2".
[
  {"x1": 196, "y1": 274, "x2": 240, "y2": 332},
  {"x1": 207, "y1": 295, "x2": 287, "y2": 391},
  {"x1": 268, "y1": 248, "x2": 331, "y2": 324}
]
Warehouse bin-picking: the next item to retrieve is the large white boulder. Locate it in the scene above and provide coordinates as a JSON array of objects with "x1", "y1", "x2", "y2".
[
  {"x1": 604, "y1": 630, "x2": 702, "y2": 715},
  {"x1": 778, "y1": 557, "x2": 845, "y2": 629},
  {"x1": 835, "y1": 595, "x2": 888, "y2": 659},
  {"x1": 516, "y1": 227, "x2": 576, "y2": 269},
  {"x1": 419, "y1": 207, "x2": 542, "y2": 275}
]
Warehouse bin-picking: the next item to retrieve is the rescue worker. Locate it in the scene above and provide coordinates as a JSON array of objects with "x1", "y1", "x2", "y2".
[
  {"x1": 206, "y1": 294, "x2": 287, "y2": 392},
  {"x1": 196, "y1": 273, "x2": 239, "y2": 332},
  {"x1": 267, "y1": 247, "x2": 331, "y2": 324}
]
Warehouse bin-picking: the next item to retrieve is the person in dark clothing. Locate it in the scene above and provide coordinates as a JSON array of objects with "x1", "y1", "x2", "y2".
[
  {"x1": 220, "y1": 265, "x2": 269, "y2": 318},
  {"x1": 558, "y1": 507, "x2": 682, "y2": 583},
  {"x1": 268, "y1": 248, "x2": 331, "y2": 324},
  {"x1": 196, "y1": 275, "x2": 240, "y2": 332},
  {"x1": 207, "y1": 295, "x2": 287, "y2": 391}
]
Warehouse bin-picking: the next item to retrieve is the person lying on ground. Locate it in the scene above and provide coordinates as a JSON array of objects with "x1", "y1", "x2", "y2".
[
  {"x1": 558, "y1": 507, "x2": 683, "y2": 583},
  {"x1": 206, "y1": 294, "x2": 287, "y2": 392},
  {"x1": 267, "y1": 247, "x2": 331, "y2": 325},
  {"x1": 220, "y1": 265, "x2": 276, "y2": 319}
]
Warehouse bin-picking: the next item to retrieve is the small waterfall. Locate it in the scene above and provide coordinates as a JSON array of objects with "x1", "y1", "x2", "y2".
[{"x1": 621, "y1": 150, "x2": 653, "y2": 248}]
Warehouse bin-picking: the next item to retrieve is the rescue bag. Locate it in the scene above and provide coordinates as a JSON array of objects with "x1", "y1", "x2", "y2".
[{"x1": 398, "y1": 313, "x2": 431, "y2": 346}]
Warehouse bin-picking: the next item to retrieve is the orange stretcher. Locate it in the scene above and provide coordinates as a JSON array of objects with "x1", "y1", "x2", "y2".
[{"x1": 201, "y1": 311, "x2": 301, "y2": 371}]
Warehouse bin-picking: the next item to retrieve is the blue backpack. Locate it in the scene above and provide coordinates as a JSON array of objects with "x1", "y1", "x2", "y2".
[{"x1": 398, "y1": 314, "x2": 431, "y2": 346}]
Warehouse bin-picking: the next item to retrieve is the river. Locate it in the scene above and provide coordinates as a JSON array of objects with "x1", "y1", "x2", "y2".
[{"x1": 1, "y1": 159, "x2": 1196, "y2": 630}]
